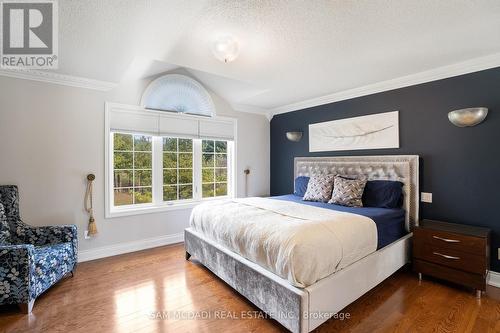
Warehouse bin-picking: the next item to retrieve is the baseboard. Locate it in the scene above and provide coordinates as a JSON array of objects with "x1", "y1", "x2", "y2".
[
  {"x1": 78, "y1": 232, "x2": 184, "y2": 262},
  {"x1": 488, "y1": 271, "x2": 500, "y2": 288},
  {"x1": 77, "y1": 238, "x2": 500, "y2": 287}
]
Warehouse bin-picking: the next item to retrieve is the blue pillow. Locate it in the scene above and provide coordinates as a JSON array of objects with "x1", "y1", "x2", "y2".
[
  {"x1": 362, "y1": 180, "x2": 404, "y2": 208},
  {"x1": 294, "y1": 176, "x2": 310, "y2": 197}
]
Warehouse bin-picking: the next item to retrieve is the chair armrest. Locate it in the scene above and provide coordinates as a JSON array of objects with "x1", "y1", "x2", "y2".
[
  {"x1": 31, "y1": 224, "x2": 77, "y2": 243},
  {"x1": 0, "y1": 244, "x2": 36, "y2": 303},
  {"x1": 0, "y1": 243, "x2": 35, "y2": 259},
  {"x1": 27, "y1": 224, "x2": 78, "y2": 257}
]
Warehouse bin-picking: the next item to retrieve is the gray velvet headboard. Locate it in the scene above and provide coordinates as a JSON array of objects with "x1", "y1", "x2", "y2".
[{"x1": 294, "y1": 155, "x2": 419, "y2": 231}]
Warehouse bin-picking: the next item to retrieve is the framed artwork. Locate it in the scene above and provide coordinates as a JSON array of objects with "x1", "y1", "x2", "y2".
[{"x1": 309, "y1": 111, "x2": 399, "y2": 152}]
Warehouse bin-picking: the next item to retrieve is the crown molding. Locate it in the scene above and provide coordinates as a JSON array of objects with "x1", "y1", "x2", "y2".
[
  {"x1": 0, "y1": 68, "x2": 117, "y2": 91},
  {"x1": 270, "y1": 53, "x2": 500, "y2": 117},
  {"x1": 231, "y1": 103, "x2": 273, "y2": 120}
]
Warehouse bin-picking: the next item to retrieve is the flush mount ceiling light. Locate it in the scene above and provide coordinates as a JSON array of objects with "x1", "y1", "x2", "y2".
[{"x1": 212, "y1": 36, "x2": 239, "y2": 63}]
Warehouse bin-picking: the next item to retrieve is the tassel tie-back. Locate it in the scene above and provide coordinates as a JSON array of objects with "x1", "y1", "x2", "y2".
[{"x1": 85, "y1": 174, "x2": 97, "y2": 235}]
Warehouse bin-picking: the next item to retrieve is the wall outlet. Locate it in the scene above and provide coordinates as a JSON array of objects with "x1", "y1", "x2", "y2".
[
  {"x1": 498, "y1": 248, "x2": 500, "y2": 260},
  {"x1": 421, "y1": 192, "x2": 433, "y2": 203},
  {"x1": 84, "y1": 230, "x2": 91, "y2": 240}
]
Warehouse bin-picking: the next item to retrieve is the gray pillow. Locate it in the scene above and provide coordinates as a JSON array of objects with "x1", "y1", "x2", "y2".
[
  {"x1": 303, "y1": 174, "x2": 335, "y2": 202},
  {"x1": 328, "y1": 176, "x2": 367, "y2": 207}
]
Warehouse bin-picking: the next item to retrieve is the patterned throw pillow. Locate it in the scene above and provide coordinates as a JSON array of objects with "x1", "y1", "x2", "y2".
[
  {"x1": 328, "y1": 176, "x2": 367, "y2": 207},
  {"x1": 302, "y1": 174, "x2": 335, "y2": 202}
]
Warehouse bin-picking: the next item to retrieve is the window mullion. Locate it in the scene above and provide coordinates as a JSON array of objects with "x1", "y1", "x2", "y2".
[
  {"x1": 152, "y1": 136, "x2": 163, "y2": 205},
  {"x1": 193, "y1": 139, "x2": 202, "y2": 200}
]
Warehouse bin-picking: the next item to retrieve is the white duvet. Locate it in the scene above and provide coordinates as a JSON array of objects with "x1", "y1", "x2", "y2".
[{"x1": 189, "y1": 197, "x2": 377, "y2": 288}]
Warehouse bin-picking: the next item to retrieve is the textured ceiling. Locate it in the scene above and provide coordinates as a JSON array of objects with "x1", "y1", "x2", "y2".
[{"x1": 57, "y1": 0, "x2": 500, "y2": 113}]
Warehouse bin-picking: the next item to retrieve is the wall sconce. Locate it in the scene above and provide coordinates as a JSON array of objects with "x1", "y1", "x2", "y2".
[
  {"x1": 448, "y1": 107, "x2": 488, "y2": 127},
  {"x1": 286, "y1": 131, "x2": 303, "y2": 142}
]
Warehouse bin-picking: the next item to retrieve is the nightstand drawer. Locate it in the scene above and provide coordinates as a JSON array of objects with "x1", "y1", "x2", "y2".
[
  {"x1": 413, "y1": 259, "x2": 485, "y2": 290},
  {"x1": 413, "y1": 228, "x2": 486, "y2": 255},
  {"x1": 413, "y1": 243, "x2": 486, "y2": 274}
]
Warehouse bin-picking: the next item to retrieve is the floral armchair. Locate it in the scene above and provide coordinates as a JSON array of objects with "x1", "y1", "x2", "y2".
[{"x1": 0, "y1": 185, "x2": 78, "y2": 313}]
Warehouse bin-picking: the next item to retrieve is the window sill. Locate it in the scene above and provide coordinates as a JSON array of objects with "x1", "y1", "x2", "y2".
[{"x1": 106, "y1": 197, "x2": 230, "y2": 218}]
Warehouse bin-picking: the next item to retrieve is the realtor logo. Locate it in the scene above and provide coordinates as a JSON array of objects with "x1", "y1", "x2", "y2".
[{"x1": 1, "y1": 0, "x2": 58, "y2": 69}]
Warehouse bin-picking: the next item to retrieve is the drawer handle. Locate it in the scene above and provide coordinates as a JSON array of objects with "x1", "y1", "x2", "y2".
[
  {"x1": 433, "y1": 252, "x2": 460, "y2": 260},
  {"x1": 432, "y1": 235, "x2": 460, "y2": 243}
]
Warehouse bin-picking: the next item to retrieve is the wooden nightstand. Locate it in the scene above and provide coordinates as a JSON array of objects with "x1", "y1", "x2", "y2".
[{"x1": 413, "y1": 219, "x2": 491, "y2": 298}]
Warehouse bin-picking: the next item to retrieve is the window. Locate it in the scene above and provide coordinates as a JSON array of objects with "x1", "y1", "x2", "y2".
[
  {"x1": 202, "y1": 140, "x2": 228, "y2": 198},
  {"x1": 113, "y1": 133, "x2": 153, "y2": 206},
  {"x1": 163, "y1": 137, "x2": 193, "y2": 201},
  {"x1": 106, "y1": 104, "x2": 236, "y2": 217},
  {"x1": 109, "y1": 132, "x2": 234, "y2": 215}
]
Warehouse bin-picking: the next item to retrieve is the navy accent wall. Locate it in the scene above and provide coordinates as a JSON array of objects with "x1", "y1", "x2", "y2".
[{"x1": 270, "y1": 67, "x2": 500, "y2": 272}]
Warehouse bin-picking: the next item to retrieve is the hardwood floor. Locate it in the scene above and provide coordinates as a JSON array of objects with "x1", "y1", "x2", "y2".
[{"x1": 1, "y1": 243, "x2": 499, "y2": 333}]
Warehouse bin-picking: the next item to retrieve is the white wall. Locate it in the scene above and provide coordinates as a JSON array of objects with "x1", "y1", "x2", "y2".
[{"x1": 0, "y1": 74, "x2": 270, "y2": 260}]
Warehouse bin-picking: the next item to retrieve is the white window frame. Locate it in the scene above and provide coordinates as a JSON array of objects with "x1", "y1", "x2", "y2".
[
  {"x1": 105, "y1": 103, "x2": 237, "y2": 218},
  {"x1": 111, "y1": 132, "x2": 154, "y2": 207}
]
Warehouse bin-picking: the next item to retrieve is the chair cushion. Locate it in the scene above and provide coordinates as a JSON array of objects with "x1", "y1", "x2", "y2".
[{"x1": 33, "y1": 242, "x2": 74, "y2": 296}]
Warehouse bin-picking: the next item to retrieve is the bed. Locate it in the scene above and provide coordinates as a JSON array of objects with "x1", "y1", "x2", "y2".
[
  {"x1": 271, "y1": 194, "x2": 406, "y2": 250},
  {"x1": 184, "y1": 155, "x2": 419, "y2": 332}
]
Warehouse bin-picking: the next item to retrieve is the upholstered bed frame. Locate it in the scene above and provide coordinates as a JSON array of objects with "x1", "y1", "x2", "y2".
[{"x1": 185, "y1": 155, "x2": 419, "y2": 332}]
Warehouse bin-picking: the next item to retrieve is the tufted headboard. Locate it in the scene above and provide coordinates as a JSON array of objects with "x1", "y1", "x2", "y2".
[{"x1": 294, "y1": 155, "x2": 419, "y2": 231}]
